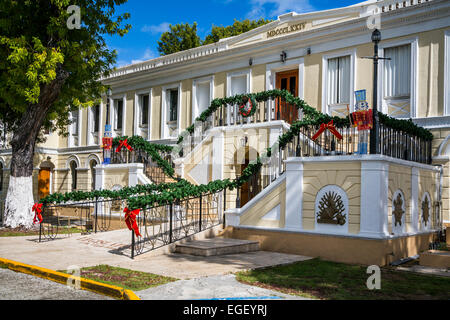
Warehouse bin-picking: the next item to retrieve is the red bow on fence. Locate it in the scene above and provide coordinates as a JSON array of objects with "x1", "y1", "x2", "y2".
[
  {"x1": 124, "y1": 208, "x2": 141, "y2": 238},
  {"x1": 312, "y1": 120, "x2": 343, "y2": 141},
  {"x1": 115, "y1": 139, "x2": 134, "y2": 153},
  {"x1": 32, "y1": 203, "x2": 43, "y2": 225}
]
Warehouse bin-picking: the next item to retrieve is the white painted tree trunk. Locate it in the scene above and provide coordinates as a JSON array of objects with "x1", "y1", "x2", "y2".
[{"x1": 4, "y1": 176, "x2": 35, "y2": 229}]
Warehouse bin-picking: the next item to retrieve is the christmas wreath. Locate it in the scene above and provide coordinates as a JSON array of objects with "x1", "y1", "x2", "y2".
[{"x1": 238, "y1": 95, "x2": 257, "y2": 118}]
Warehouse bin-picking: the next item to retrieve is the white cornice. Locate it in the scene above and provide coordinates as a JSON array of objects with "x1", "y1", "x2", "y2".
[
  {"x1": 103, "y1": 0, "x2": 447, "y2": 86},
  {"x1": 103, "y1": 0, "x2": 449, "y2": 92}
]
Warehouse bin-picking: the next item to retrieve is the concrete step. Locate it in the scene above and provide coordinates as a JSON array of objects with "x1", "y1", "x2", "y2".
[{"x1": 175, "y1": 238, "x2": 260, "y2": 257}]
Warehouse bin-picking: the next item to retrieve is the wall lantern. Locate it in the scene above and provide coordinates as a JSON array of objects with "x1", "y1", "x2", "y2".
[{"x1": 280, "y1": 51, "x2": 287, "y2": 63}]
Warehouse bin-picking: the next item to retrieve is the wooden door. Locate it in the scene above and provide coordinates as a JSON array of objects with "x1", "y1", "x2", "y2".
[
  {"x1": 239, "y1": 150, "x2": 260, "y2": 207},
  {"x1": 276, "y1": 70, "x2": 299, "y2": 124},
  {"x1": 38, "y1": 169, "x2": 51, "y2": 199}
]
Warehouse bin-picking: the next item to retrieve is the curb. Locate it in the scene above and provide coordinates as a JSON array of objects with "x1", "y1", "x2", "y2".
[{"x1": 0, "y1": 257, "x2": 141, "y2": 300}]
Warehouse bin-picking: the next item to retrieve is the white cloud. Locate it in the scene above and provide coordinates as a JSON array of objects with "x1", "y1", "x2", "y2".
[
  {"x1": 141, "y1": 22, "x2": 171, "y2": 34},
  {"x1": 116, "y1": 48, "x2": 157, "y2": 68},
  {"x1": 247, "y1": 0, "x2": 315, "y2": 19}
]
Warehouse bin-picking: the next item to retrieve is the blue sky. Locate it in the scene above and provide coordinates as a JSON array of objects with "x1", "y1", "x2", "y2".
[{"x1": 107, "y1": 0, "x2": 364, "y2": 68}]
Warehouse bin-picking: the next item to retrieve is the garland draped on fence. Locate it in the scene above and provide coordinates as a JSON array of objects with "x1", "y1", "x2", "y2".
[{"x1": 38, "y1": 89, "x2": 433, "y2": 210}]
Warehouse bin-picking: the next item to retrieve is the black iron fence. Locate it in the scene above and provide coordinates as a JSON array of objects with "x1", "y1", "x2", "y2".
[
  {"x1": 38, "y1": 198, "x2": 114, "y2": 242},
  {"x1": 131, "y1": 190, "x2": 226, "y2": 259}
]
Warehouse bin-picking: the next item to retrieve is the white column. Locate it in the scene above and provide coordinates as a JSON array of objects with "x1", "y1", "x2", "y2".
[
  {"x1": 284, "y1": 159, "x2": 303, "y2": 231},
  {"x1": 212, "y1": 130, "x2": 224, "y2": 181},
  {"x1": 410, "y1": 167, "x2": 419, "y2": 233},
  {"x1": 128, "y1": 163, "x2": 144, "y2": 187},
  {"x1": 95, "y1": 165, "x2": 105, "y2": 191},
  {"x1": 359, "y1": 161, "x2": 390, "y2": 238}
]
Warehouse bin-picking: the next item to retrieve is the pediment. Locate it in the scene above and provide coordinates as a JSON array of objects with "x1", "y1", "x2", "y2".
[{"x1": 227, "y1": 10, "x2": 360, "y2": 49}]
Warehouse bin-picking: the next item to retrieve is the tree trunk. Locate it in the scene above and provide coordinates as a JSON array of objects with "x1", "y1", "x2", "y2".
[{"x1": 3, "y1": 66, "x2": 69, "y2": 229}]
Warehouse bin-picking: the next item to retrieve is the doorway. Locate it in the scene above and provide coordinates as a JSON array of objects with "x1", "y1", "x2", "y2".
[
  {"x1": 275, "y1": 69, "x2": 299, "y2": 124},
  {"x1": 38, "y1": 169, "x2": 51, "y2": 200},
  {"x1": 236, "y1": 147, "x2": 260, "y2": 208}
]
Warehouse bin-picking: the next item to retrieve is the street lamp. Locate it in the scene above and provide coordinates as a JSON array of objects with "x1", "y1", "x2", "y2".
[{"x1": 364, "y1": 29, "x2": 390, "y2": 155}]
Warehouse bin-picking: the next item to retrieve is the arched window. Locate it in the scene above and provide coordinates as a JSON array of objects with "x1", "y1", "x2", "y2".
[
  {"x1": 70, "y1": 161, "x2": 78, "y2": 191},
  {"x1": 89, "y1": 159, "x2": 98, "y2": 191}
]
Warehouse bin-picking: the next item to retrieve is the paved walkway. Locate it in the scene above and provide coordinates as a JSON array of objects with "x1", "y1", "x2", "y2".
[
  {"x1": 0, "y1": 268, "x2": 112, "y2": 300},
  {"x1": 137, "y1": 274, "x2": 310, "y2": 300},
  {"x1": 0, "y1": 229, "x2": 313, "y2": 300}
]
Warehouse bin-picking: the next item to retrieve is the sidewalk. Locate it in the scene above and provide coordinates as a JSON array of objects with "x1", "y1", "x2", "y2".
[{"x1": 0, "y1": 229, "x2": 312, "y2": 280}]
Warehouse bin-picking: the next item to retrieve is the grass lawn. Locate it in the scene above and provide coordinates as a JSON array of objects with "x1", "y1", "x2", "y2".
[
  {"x1": 0, "y1": 227, "x2": 82, "y2": 237},
  {"x1": 235, "y1": 258, "x2": 450, "y2": 300},
  {"x1": 60, "y1": 265, "x2": 178, "y2": 292}
]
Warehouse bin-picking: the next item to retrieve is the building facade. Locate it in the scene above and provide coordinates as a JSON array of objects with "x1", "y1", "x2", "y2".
[{"x1": 0, "y1": 0, "x2": 449, "y2": 264}]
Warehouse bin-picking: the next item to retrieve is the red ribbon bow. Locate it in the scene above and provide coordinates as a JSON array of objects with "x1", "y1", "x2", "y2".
[
  {"x1": 312, "y1": 120, "x2": 343, "y2": 141},
  {"x1": 32, "y1": 203, "x2": 43, "y2": 225},
  {"x1": 115, "y1": 139, "x2": 134, "y2": 153},
  {"x1": 124, "y1": 208, "x2": 141, "y2": 238}
]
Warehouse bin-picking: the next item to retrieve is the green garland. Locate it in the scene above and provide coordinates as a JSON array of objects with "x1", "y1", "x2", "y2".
[
  {"x1": 112, "y1": 135, "x2": 176, "y2": 178},
  {"x1": 40, "y1": 89, "x2": 433, "y2": 209}
]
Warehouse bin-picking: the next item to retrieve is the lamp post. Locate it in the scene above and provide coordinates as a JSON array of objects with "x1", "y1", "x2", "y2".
[{"x1": 364, "y1": 29, "x2": 390, "y2": 155}]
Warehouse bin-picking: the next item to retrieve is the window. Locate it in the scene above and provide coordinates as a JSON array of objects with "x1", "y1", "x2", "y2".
[
  {"x1": 90, "y1": 159, "x2": 97, "y2": 191},
  {"x1": 230, "y1": 75, "x2": 248, "y2": 96},
  {"x1": 70, "y1": 161, "x2": 78, "y2": 191},
  {"x1": 168, "y1": 89, "x2": 178, "y2": 123},
  {"x1": 444, "y1": 30, "x2": 450, "y2": 115},
  {"x1": 0, "y1": 163, "x2": 3, "y2": 192},
  {"x1": 69, "y1": 110, "x2": 80, "y2": 147},
  {"x1": 327, "y1": 56, "x2": 351, "y2": 107},
  {"x1": 322, "y1": 51, "x2": 355, "y2": 117},
  {"x1": 193, "y1": 80, "x2": 212, "y2": 122},
  {"x1": 114, "y1": 99, "x2": 123, "y2": 131},
  {"x1": 140, "y1": 95, "x2": 149, "y2": 127},
  {"x1": 71, "y1": 111, "x2": 79, "y2": 136},
  {"x1": 380, "y1": 40, "x2": 416, "y2": 118},
  {"x1": 384, "y1": 44, "x2": 411, "y2": 99},
  {"x1": 162, "y1": 85, "x2": 181, "y2": 139},
  {"x1": 93, "y1": 105, "x2": 100, "y2": 133}
]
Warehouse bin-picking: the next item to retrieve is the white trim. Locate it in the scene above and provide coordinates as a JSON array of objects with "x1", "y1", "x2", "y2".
[
  {"x1": 192, "y1": 75, "x2": 214, "y2": 124},
  {"x1": 86, "y1": 154, "x2": 101, "y2": 168},
  {"x1": 161, "y1": 82, "x2": 182, "y2": 139},
  {"x1": 321, "y1": 48, "x2": 356, "y2": 115},
  {"x1": 378, "y1": 36, "x2": 419, "y2": 118},
  {"x1": 66, "y1": 155, "x2": 81, "y2": 169},
  {"x1": 444, "y1": 29, "x2": 450, "y2": 116}
]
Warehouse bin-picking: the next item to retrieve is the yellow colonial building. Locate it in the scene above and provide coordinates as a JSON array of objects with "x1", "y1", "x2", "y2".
[{"x1": 1, "y1": 0, "x2": 449, "y2": 265}]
